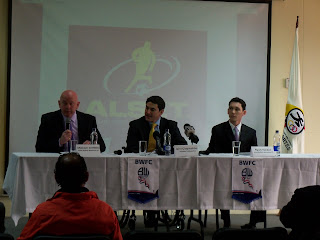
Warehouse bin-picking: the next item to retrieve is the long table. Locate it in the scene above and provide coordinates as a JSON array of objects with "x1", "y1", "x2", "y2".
[{"x1": 3, "y1": 152, "x2": 320, "y2": 226}]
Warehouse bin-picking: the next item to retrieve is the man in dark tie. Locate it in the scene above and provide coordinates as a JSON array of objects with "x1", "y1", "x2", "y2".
[
  {"x1": 207, "y1": 97, "x2": 265, "y2": 229},
  {"x1": 35, "y1": 90, "x2": 106, "y2": 153},
  {"x1": 125, "y1": 95, "x2": 187, "y2": 153}
]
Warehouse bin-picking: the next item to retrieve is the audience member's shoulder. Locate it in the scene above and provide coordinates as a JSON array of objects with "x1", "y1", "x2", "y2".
[
  {"x1": 296, "y1": 185, "x2": 320, "y2": 194},
  {"x1": 87, "y1": 191, "x2": 115, "y2": 209}
]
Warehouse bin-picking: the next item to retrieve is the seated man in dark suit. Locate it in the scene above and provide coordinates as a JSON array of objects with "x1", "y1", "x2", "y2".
[
  {"x1": 18, "y1": 153, "x2": 122, "y2": 240},
  {"x1": 280, "y1": 185, "x2": 320, "y2": 240},
  {"x1": 126, "y1": 96, "x2": 187, "y2": 227},
  {"x1": 207, "y1": 97, "x2": 265, "y2": 229},
  {"x1": 35, "y1": 90, "x2": 106, "y2": 153},
  {"x1": 126, "y1": 95, "x2": 187, "y2": 153}
]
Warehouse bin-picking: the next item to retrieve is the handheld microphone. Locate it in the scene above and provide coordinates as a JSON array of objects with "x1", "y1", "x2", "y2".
[
  {"x1": 184, "y1": 124, "x2": 199, "y2": 144},
  {"x1": 153, "y1": 131, "x2": 165, "y2": 155},
  {"x1": 66, "y1": 118, "x2": 71, "y2": 130},
  {"x1": 114, "y1": 149, "x2": 122, "y2": 155}
]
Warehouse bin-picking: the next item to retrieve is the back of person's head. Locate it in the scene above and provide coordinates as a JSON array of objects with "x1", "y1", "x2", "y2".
[
  {"x1": 146, "y1": 96, "x2": 165, "y2": 111},
  {"x1": 229, "y1": 97, "x2": 246, "y2": 110},
  {"x1": 54, "y1": 153, "x2": 88, "y2": 191}
]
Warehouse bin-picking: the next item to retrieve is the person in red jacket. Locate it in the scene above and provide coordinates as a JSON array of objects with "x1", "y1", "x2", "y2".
[{"x1": 18, "y1": 153, "x2": 123, "y2": 240}]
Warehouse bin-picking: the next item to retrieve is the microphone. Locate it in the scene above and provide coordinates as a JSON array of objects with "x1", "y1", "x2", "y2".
[
  {"x1": 184, "y1": 124, "x2": 199, "y2": 144},
  {"x1": 199, "y1": 150, "x2": 210, "y2": 156},
  {"x1": 153, "y1": 131, "x2": 165, "y2": 155},
  {"x1": 114, "y1": 149, "x2": 122, "y2": 155},
  {"x1": 66, "y1": 118, "x2": 71, "y2": 130},
  {"x1": 122, "y1": 146, "x2": 130, "y2": 153}
]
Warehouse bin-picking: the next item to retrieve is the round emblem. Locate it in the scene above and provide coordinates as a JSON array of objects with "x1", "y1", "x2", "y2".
[
  {"x1": 285, "y1": 108, "x2": 305, "y2": 135},
  {"x1": 242, "y1": 168, "x2": 253, "y2": 179},
  {"x1": 138, "y1": 167, "x2": 149, "y2": 179}
]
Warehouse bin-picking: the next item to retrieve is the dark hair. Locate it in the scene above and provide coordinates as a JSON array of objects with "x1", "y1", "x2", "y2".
[
  {"x1": 54, "y1": 153, "x2": 88, "y2": 189},
  {"x1": 146, "y1": 96, "x2": 165, "y2": 111},
  {"x1": 229, "y1": 97, "x2": 246, "y2": 110}
]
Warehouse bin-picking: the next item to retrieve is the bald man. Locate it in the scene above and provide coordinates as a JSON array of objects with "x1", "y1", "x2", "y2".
[{"x1": 35, "y1": 90, "x2": 106, "y2": 153}]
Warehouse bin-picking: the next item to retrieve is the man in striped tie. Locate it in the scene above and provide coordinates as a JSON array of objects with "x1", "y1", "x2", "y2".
[{"x1": 35, "y1": 90, "x2": 106, "y2": 153}]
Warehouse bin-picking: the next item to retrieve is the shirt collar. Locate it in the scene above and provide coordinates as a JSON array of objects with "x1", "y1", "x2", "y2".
[
  {"x1": 62, "y1": 111, "x2": 77, "y2": 123},
  {"x1": 149, "y1": 117, "x2": 161, "y2": 127},
  {"x1": 149, "y1": 117, "x2": 161, "y2": 132},
  {"x1": 229, "y1": 121, "x2": 242, "y2": 132}
]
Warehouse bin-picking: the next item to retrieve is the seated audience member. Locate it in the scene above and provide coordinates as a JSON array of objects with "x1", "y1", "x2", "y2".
[
  {"x1": 35, "y1": 90, "x2": 106, "y2": 153},
  {"x1": 126, "y1": 95, "x2": 187, "y2": 153},
  {"x1": 18, "y1": 153, "x2": 122, "y2": 240},
  {"x1": 280, "y1": 185, "x2": 320, "y2": 240}
]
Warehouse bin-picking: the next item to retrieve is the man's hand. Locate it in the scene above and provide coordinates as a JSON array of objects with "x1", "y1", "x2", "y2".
[
  {"x1": 59, "y1": 130, "x2": 72, "y2": 145},
  {"x1": 83, "y1": 140, "x2": 91, "y2": 145}
]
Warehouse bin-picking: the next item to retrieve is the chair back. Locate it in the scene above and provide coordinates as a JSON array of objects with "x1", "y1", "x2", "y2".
[
  {"x1": 33, "y1": 235, "x2": 111, "y2": 240},
  {"x1": 212, "y1": 227, "x2": 288, "y2": 240},
  {"x1": 124, "y1": 230, "x2": 202, "y2": 240},
  {"x1": 0, "y1": 233, "x2": 14, "y2": 240}
]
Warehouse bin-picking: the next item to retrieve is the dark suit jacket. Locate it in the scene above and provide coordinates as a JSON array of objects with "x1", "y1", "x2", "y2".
[
  {"x1": 207, "y1": 121, "x2": 257, "y2": 153},
  {"x1": 126, "y1": 116, "x2": 187, "y2": 153},
  {"x1": 280, "y1": 185, "x2": 320, "y2": 240},
  {"x1": 35, "y1": 110, "x2": 106, "y2": 153}
]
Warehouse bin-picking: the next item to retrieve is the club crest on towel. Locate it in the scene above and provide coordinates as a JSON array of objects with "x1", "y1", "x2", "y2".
[
  {"x1": 138, "y1": 167, "x2": 150, "y2": 189},
  {"x1": 241, "y1": 168, "x2": 253, "y2": 189},
  {"x1": 232, "y1": 158, "x2": 262, "y2": 204},
  {"x1": 128, "y1": 158, "x2": 160, "y2": 204}
]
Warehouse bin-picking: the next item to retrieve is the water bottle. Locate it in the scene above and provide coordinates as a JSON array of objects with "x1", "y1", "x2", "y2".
[
  {"x1": 273, "y1": 130, "x2": 281, "y2": 156},
  {"x1": 90, "y1": 128, "x2": 98, "y2": 144},
  {"x1": 163, "y1": 129, "x2": 171, "y2": 156}
]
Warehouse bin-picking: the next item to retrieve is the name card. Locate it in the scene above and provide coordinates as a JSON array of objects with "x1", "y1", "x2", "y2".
[
  {"x1": 76, "y1": 144, "x2": 101, "y2": 157},
  {"x1": 250, "y1": 146, "x2": 276, "y2": 157},
  {"x1": 174, "y1": 145, "x2": 198, "y2": 157}
]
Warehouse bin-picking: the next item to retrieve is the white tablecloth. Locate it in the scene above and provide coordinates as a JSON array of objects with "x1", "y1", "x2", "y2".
[{"x1": 3, "y1": 152, "x2": 320, "y2": 225}]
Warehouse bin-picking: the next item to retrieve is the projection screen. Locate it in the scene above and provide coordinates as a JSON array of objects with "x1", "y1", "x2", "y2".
[{"x1": 9, "y1": 0, "x2": 270, "y2": 154}]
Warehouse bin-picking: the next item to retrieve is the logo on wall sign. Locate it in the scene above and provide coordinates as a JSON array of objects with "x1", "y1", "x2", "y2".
[
  {"x1": 285, "y1": 108, "x2": 305, "y2": 135},
  {"x1": 241, "y1": 168, "x2": 253, "y2": 189},
  {"x1": 138, "y1": 167, "x2": 150, "y2": 189},
  {"x1": 103, "y1": 41, "x2": 180, "y2": 96}
]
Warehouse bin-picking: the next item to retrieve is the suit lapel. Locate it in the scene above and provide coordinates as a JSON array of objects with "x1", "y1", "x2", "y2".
[
  {"x1": 56, "y1": 110, "x2": 65, "y2": 134},
  {"x1": 141, "y1": 118, "x2": 151, "y2": 140},
  {"x1": 76, "y1": 111, "x2": 85, "y2": 142},
  {"x1": 224, "y1": 121, "x2": 234, "y2": 142},
  {"x1": 159, "y1": 118, "x2": 167, "y2": 135},
  {"x1": 239, "y1": 124, "x2": 248, "y2": 142}
]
